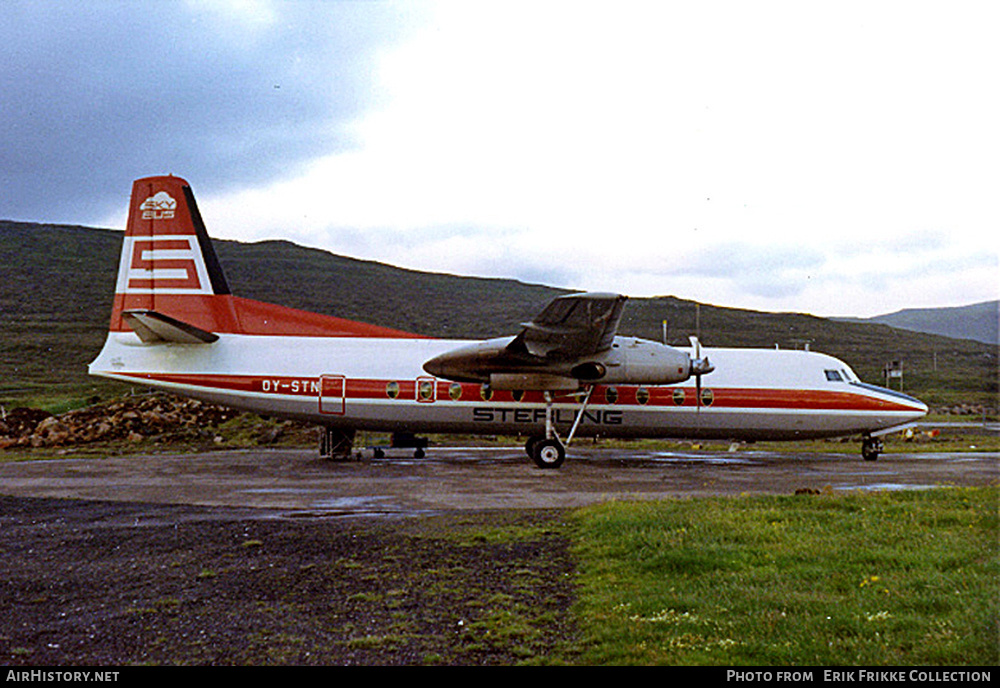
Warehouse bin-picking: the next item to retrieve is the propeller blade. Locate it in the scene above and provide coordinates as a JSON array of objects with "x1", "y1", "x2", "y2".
[
  {"x1": 689, "y1": 335, "x2": 701, "y2": 358},
  {"x1": 688, "y1": 335, "x2": 714, "y2": 411},
  {"x1": 696, "y1": 370, "x2": 702, "y2": 412}
]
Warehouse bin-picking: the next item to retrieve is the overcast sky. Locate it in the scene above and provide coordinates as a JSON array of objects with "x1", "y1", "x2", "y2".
[{"x1": 3, "y1": 1, "x2": 997, "y2": 318}]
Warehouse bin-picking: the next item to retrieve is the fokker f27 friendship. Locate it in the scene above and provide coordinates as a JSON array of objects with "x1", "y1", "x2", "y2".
[{"x1": 89, "y1": 176, "x2": 928, "y2": 468}]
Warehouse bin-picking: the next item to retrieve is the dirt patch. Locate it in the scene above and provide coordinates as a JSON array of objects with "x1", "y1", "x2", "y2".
[{"x1": 0, "y1": 496, "x2": 578, "y2": 666}]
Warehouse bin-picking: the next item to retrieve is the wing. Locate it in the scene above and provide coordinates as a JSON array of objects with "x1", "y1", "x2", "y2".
[
  {"x1": 423, "y1": 292, "x2": 694, "y2": 389},
  {"x1": 510, "y1": 292, "x2": 627, "y2": 359}
]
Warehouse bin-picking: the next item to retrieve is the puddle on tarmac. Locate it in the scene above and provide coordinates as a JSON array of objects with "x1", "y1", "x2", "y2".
[
  {"x1": 637, "y1": 452, "x2": 758, "y2": 465},
  {"x1": 836, "y1": 483, "x2": 936, "y2": 492}
]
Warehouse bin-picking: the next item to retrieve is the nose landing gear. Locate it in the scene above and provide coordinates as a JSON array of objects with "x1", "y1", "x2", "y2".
[{"x1": 862, "y1": 435, "x2": 883, "y2": 462}]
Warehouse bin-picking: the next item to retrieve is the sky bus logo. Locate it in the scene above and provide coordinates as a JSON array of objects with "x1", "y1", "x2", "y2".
[{"x1": 140, "y1": 191, "x2": 176, "y2": 220}]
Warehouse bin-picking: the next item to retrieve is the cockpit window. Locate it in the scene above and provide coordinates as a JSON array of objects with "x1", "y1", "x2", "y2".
[{"x1": 825, "y1": 370, "x2": 844, "y2": 382}]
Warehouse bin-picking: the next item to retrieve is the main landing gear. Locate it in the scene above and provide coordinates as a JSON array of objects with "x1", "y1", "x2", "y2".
[
  {"x1": 320, "y1": 427, "x2": 355, "y2": 460},
  {"x1": 320, "y1": 428, "x2": 429, "y2": 460},
  {"x1": 861, "y1": 435, "x2": 883, "y2": 462},
  {"x1": 526, "y1": 436, "x2": 566, "y2": 468},
  {"x1": 525, "y1": 387, "x2": 594, "y2": 469},
  {"x1": 373, "y1": 432, "x2": 428, "y2": 459}
]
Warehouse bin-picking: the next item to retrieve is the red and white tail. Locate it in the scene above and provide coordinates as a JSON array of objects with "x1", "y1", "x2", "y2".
[
  {"x1": 110, "y1": 175, "x2": 239, "y2": 338},
  {"x1": 110, "y1": 175, "x2": 421, "y2": 340}
]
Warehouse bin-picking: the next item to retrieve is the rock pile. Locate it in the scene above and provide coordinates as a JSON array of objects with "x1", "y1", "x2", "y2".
[
  {"x1": 0, "y1": 394, "x2": 259, "y2": 449},
  {"x1": 934, "y1": 403, "x2": 995, "y2": 418}
]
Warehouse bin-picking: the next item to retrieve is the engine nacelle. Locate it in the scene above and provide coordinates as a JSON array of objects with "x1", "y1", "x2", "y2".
[
  {"x1": 423, "y1": 335, "x2": 696, "y2": 389},
  {"x1": 583, "y1": 337, "x2": 693, "y2": 385},
  {"x1": 422, "y1": 336, "x2": 519, "y2": 383}
]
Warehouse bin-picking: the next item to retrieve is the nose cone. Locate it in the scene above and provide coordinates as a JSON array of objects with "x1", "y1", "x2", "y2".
[
  {"x1": 907, "y1": 396, "x2": 930, "y2": 421},
  {"x1": 896, "y1": 395, "x2": 929, "y2": 426},
  {"x1": 912, "y1": 395, "x2": 929, "y2": 414},
  {"x1": 886, "y1": 386, "x2": 929, "y2": 418},
  {"x1": 856, "y1": 382, "x2": 929, "y2": 426}
]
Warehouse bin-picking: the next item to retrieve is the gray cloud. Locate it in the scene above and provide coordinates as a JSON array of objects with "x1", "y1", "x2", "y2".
[
  {"x1": 0, "y1": 1, "x2": 413, "y2": 223},
  {"x1": 649, "y1": 242, "x2": 826, "y2": 299},
  {"x1": 676, "y1": 243, "x2": 825, "y2": 278}
]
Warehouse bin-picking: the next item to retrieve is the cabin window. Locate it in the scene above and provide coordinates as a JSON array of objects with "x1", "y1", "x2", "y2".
[
  {"x1": 418, "y1": 379, "x2": 435, "y2": 400},
  {"x1": 636, "y1": 387, "x2": 650, "y2": 405},
  {"x1": 825, "y1": 370, "x2": 844, "y2": 382}
]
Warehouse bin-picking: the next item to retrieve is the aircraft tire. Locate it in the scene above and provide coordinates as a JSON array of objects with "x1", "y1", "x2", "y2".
[
  {"x1": 532, "y1": 438, "x2": 565, "y2": 469},
  {"x1": 861, "y1": 437, "x2": 882, "y2": 462},
  {"x1": 525, "y1": 436, "x2": 541, "y2": 458}
]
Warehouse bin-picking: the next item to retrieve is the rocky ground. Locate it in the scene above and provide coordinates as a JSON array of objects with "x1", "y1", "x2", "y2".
[
  {"x1": 0, "y1": 395, "x2": 257, "y2": 449},
  {"x1": 0, "y1": 495, "x2": 579, "y2": 666}
]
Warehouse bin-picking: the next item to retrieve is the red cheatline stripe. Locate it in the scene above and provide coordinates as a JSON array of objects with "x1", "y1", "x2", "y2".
[{"x1": 112, "y1": 372, "x2": 920, "y2": 413}]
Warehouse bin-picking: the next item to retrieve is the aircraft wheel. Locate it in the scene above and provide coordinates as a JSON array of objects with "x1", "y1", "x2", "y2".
[
  {"x1": 861, "y1": 437, "x2": 882, "y2": 462},
  {"x1": 532, "y1": 438, "x2": 565, "y2": 469},
  {"x1": 525, "y1": 436, "x2": 542, "y2": 458}
]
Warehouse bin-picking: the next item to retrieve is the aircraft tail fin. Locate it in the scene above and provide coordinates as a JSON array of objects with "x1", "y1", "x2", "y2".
[
  {"x1": 110, "y1": 175, "x2": 240, "y2": 336},
  {"x1": 107, "y1": 176, "x2": 425, "y2": 340}
]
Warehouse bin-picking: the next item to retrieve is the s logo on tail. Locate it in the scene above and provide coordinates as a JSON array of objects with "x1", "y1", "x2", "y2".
[{"x1": 119, "y1": 236, "x2": 211, "y2": 293}]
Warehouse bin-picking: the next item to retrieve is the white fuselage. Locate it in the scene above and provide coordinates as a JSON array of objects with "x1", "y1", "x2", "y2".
[{"x1": 90, "y1": 331, "x2": 929, "y2": 442}]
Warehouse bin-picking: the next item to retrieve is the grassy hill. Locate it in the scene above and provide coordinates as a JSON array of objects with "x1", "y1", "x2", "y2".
[
  {"x1": 842, "y1": 300, "x2": 998, "y2": 346},
  {"x1": 1, "y1": 220, "x2": 996, "y2": 413}
]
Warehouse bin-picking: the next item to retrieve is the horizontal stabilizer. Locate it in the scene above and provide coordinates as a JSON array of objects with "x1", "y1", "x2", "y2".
[{"x1": 122, "y1": 309, "x2": 219, "y2": 344}]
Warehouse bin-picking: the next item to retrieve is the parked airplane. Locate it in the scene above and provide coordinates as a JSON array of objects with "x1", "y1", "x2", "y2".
[{"x1": 89, "y1": 175, "x2": 928, "y2": 468}]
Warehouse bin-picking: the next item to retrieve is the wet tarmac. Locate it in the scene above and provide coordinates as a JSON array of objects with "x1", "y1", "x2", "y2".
[{"x1": 0, "y1": 445, "x2": 995, "y2": 518}]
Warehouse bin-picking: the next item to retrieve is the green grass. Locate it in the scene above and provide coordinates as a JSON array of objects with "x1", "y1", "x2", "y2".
[{"x1": 566, "y1": 487, "x2": 998, "y2": 665}]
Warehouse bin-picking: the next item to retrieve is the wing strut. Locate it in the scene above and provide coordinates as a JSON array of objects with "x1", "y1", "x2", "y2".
[{"x1": 564, "y1": 385, "x2": 595, "y2": 448}]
